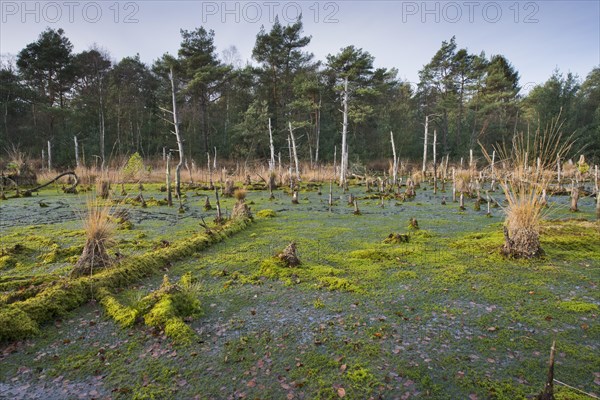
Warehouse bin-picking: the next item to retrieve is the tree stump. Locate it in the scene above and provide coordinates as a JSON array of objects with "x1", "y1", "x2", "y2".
[
  {"x1": 409, "y1": 217, "x2": 419, "y2": 230},
  {"x1": 570, "y1": 186, "x2": 579, "y2": 212},
  {"x1": 278, "y1": 242, "x2": 300, "y2": 267},
  {"x1": 502, "y1": 226, "x2": 543, "y2": 258}
]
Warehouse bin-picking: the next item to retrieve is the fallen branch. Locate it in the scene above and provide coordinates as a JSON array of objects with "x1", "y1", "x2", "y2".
[{"x1": 24, "y1": 172, "x2": 79, "y2": 196}]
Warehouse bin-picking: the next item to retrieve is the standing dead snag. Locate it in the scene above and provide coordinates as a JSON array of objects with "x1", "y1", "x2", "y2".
[
  {"x1": 570, "y1": 183, "x2": 579, "y2": 212},
  {"x1": 408, "y1": 217, "x2": 419, "y2": 230},
  {"x1": 159, "y1": 66, "x2": 184, "y2": 202},
  {"x1": 536, "y1": 341, "x2": 556, "y2": 400},
  {"x1": 278, "y1": 242, "x2": 301, "y2": 267},
  {"x1": 214, "y1": 187, "x2": 224, "y2": 224},
  {"x1": 353, "y1": 200, "x2": 361, "y2": 215}
]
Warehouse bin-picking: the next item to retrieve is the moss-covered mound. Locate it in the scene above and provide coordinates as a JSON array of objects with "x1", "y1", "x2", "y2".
[{"x1": 0, "y1": 218, "x2": 251, "y2": 343}]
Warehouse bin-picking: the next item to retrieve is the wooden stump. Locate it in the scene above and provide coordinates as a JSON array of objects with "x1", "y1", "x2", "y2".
[{"x1": 278, "y1": 242, "x2": 300, "y2": 267}]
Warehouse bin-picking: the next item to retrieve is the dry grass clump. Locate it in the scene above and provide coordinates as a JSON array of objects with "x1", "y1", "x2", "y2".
[
  {"x1": 410, "y1": 171, "x2": 422, "y2": 185},
  {"x1": 454, "y1": 169, "x2": 472, "y2": 193},
  {"x1": 71, "y1": 199, "x2": 117, "y2": 277},
  {"x1": 482, "y1": 114, "x2": 574, "y2": 258},
  {"x1": 3, "y1": 145, "x2": 37, "y2": 186},
  {"x1": 502, "y1": 184, "x2": 545, "y2": 258},
  {"x1": 234, "y1": 188, "x2": 247, "y2": 201}
]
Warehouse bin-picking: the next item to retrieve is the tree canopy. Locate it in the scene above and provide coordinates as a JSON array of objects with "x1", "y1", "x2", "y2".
[{"x1": 1, "y1": 25, "x2": 598, "y2": 167}]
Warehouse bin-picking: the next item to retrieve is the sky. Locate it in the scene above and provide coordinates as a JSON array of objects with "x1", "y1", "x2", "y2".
[{"x1": 1, "y1": 0, "x2": 599, "y2": 91}]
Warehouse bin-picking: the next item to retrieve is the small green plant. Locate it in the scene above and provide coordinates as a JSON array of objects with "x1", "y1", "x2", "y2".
[
  {"x1": 313, "y1": 298, "x2": 325, "y2": 309},
  {"x1": 122, "y1": 152, "x2": 144, "y2": 182}
]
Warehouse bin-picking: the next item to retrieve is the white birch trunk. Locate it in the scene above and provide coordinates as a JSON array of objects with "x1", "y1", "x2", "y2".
[
  {"x1": 288, "y1": 122, "x2": 300, "y2": 181},
  {"x1": 433, "y1": 129, "x2": 437, "y2": 193},
  {"x1": 339, "y1": 77, "x2": 349, "y2": 186},
  {"x1": 315, "y1": 98, "x2": 321, "y2": 165},
  {"x1": 47, "y1": 140, "x2": 52, "y2": 171},
  {"x1": 169, "y1": 67, "x2": 184, "y2": 199},
  {"x1": 74, "y1": 136, "x2": 80, "y2": 168},
  {"x1": 268, "y1": 117, "x2": 275, "y2": 172},
  {"x1": 390, "y1": 131, "x2": 397, "y2": 185},
  {"x1": 422, "y1": 115, "x2": 428, "y2": 178}
]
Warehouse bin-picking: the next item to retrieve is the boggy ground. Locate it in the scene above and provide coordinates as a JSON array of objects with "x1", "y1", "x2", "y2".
[{"x1": 0, "y1": 182, "x2": 598, "y2": 399}]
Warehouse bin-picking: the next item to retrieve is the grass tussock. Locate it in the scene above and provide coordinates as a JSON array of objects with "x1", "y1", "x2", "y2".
[
  {"x1": 481, "y1": 114, "x2": 574, "y2": 258},
  {"x1": 72, "y1": 199, "x2": 117, "y2": 277}
]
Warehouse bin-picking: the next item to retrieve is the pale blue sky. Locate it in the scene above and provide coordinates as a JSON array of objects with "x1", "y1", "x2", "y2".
[{"x1": 1, "y1": 1, "x2": 599, "y2": 90}]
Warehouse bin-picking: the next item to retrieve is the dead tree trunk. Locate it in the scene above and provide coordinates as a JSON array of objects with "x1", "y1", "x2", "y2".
[
  {"x1": 74, "y1": 136, "x2": 80, "y2": 168},
  {"x1": 288, "y1": 122, "x2": 300, "y2": 181},
  {"x1": 47, "y1": 140, "x2": 52, "y2": 171},
  {"x1": 422, "y1": 115, "x2": 428, "y2": 180},
  {"x1": 390, "y1": 131, "x2": 398, "y2": 187},
  {"x1": 536, "y1": 341, "x2": 556, "y2": 400},
  {"x1": 570, "y1": 182, "x2": 579, "y2": 212},
  {"x1": 596, "y1": 189, "x2": 600, "y2": 220},
  {"x1": 268, "y1": 117, "x2": 275, "y2": 172},
  {"x1": 556, "y1": 156, "x2": 562, "y2": 190},
  {"x1": 166, "y1": 153, "x2": 173, "y2": 207},
  {"x1": 214, "y1": 187, "x2": 223, "y2": 224},
  {"x1": 24, "y1": 171, "x2": 79, "y2": 195},
  {"x1": 315, "y1": 98, "x2": 321, "y2": 165},
  {"x1": 433, "y1": 129, "x2": 438, "y2": 194},
  {"x1": 207, "y1": 152, "x2": 214, "y2": 189},
  {"x1": 339, "y1": 77, "x2": 349, "y2": 186},
  {"x1": 169, "y1": 68, "x2": 184, "y2": 200}
]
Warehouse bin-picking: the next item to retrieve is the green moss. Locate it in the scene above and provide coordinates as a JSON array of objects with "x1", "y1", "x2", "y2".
[
  {"x1": 557, "y1": 300, "x2": 599, "y2": 313},
  {"x1": 346, "y1": 365, "x2": 376, "y2": 386},
  {"x1": 164, "y1": 317, "x2": 195, "y2": 345},
  {"x1": 0, "y1": 305, "x2": 39, "y2": 341},
  {"x1": 349, "y1": 248, "x2": 392, "y2": 262},
  {"x1": 317, "y1": 276, "x2": 359, "y2": 292},
  {"x1": 0, "y1": 255, "x2": 17, "y2": 270},
  {"x1": 555, "y1": 385, "x2": 595, "y2": 399},
  {"x1": 99, "y1": 289, "x2": 139, "y2": 328},
  {"x1": 145, "y1": 295, "x2": 177, "y2": 327},
  {"x1": 40, "y1": 244, "x2": 82, "y2": 265},
  {"x1": 257, "y1": 258, "x2": 290, "y2": 280},
  {"x1": 0, "y1": 218, "x2": 251, "y2": 343},
  {"x1": 396, "y1": 270, "x2": 418, "y2": 280},
  {"x1": 256, "y1": 209, "x2": 276, "y2": 218}
]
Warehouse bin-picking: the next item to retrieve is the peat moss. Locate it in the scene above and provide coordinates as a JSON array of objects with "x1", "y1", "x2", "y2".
[
  {"x1": 99, "y1": 288, "x2": 139, "y2": 328},
  {"x1": 317, "y1": 276, "x2": 360, "y2": 292},
  {"x1": 557, "y1": 300, "x2": 599, "y2": 313},
  {"x1": 0, "y1": 218, "x2": 251, "y2": 343},
  {"x1": 346, "y1": 364, "x2": 377, "y2": 386},
  {"x1": 0, "y1": 305, "x2": 40, "y2": 341},
  {"x1": 256, "y1": 209, "x2": 276, "y2": 218},
  {"x1": 99, "y1": 274, "x2": 202, "y2": 344}
]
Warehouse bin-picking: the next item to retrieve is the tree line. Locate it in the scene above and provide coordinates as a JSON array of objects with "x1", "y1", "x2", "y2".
[{"x1": 1, "y1": 19, "x2": 598, "y2": 170}]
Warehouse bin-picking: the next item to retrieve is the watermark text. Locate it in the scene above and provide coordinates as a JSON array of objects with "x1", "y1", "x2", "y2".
[{"x1": 1, "y1": 1, "x2": 140, "y2": 24}]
